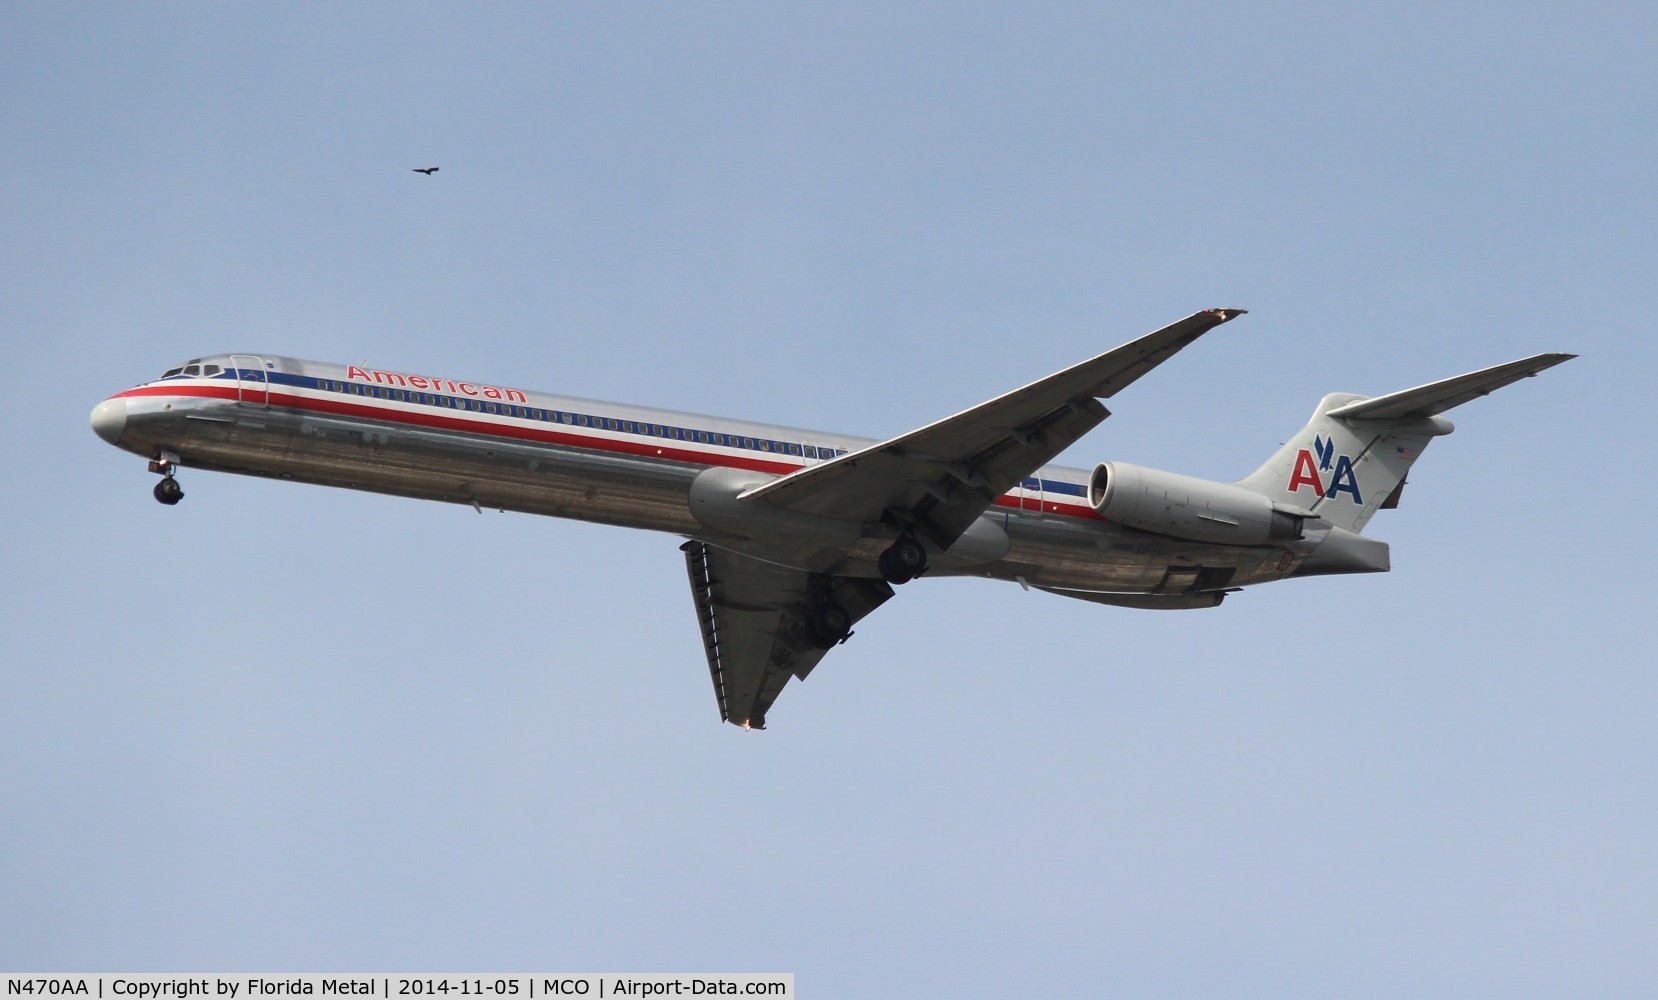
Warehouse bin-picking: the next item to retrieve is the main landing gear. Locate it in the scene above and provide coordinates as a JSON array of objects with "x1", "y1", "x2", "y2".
[
  {"x1": 803, "y1": 602, "x2": 852, "y2": 650},
  {"x1": 878, "y1": 533, "x2": 928, "y2": 585},
  {"x1": 149, "y1": 451, "x2": 183, "y2": 506},
  {"x1": 800, "y1": 573, "x2": 854, "y2": 651}
]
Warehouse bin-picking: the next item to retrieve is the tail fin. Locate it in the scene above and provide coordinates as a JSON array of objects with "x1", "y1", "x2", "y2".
[{"x1": 1235, "y1": 353, "x2": 1573, "y2": 534}]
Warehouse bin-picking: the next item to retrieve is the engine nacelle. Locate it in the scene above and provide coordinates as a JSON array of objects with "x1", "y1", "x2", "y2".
[{"x1": 1088, "y1": 461, "x2": 1306, "y2": 545}]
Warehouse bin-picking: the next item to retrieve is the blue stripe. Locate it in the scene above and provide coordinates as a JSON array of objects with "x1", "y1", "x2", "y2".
[{"x1": 259, "y1": 369, "x2": 1090, "y2": 496}]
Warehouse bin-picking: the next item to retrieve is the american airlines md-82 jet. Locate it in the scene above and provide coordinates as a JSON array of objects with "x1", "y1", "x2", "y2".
[{"x1": 91, "y1": 310, "x2": 1571, "y2": 727}]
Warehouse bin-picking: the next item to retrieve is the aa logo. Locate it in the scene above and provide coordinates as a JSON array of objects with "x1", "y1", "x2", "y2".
[{"x1": 1288, "y1": 435, "x2": 1362, "y2": 504}]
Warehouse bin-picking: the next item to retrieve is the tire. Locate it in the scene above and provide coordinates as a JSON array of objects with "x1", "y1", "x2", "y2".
[
  {"x1": 805, "y1": 602, "x2": 851, "y2": 649},
  {"x1": 879, "y1": 535, "x2": 927, "y2": 584},
  {"x1": 153, "y1": 478, "x2": 183, "y2": 505}
]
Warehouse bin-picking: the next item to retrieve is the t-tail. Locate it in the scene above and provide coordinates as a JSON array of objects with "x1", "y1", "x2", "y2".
[{"x1": 1235, "y1": 353, "x2": 1575, "y2": 535}]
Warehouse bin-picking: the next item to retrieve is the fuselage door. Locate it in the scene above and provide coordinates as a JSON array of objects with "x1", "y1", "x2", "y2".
[
  {"x1": 231, "y1": 355, "x2": 269, "y2": 407},
  {"x1": 1016, "y1": 476, "x2": 1045, "y2": 518}
]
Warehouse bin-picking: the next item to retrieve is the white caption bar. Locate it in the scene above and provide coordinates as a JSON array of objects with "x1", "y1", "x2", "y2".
[{"x1": 1, "y1": 976, "x2": 793, "y2": 1000}]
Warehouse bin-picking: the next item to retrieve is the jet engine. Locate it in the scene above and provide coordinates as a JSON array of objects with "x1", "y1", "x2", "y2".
[{"x1": 1088, "y1": 461, "x2": 1307, "y2": 545}]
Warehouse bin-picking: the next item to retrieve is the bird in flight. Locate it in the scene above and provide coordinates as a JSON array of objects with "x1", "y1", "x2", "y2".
[{"x1": 412, "y1": 167, "x2": 439, "y2": 175}]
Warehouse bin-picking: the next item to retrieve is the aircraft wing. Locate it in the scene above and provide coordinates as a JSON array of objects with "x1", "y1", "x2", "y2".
[
  {"x1": 737, "y1": 308, "x2": 1245, "y2": 548},
  {"x1": 682, "y1": 541, "x2": 894, "y2": 728}
]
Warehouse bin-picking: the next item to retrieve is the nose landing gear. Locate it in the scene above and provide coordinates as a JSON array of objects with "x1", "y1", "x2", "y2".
[{"x1": 148, "y1": 451, "x2": 183, "y2": 506}]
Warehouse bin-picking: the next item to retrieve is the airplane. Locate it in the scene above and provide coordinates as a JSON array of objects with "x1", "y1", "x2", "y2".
[{"x1": 89, "y1": 310, "x2": 1572, "y2": 728}]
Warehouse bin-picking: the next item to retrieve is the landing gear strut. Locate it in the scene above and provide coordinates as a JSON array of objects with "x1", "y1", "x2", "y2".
[
  {"x1": 878, "y1": 534, "x2": 928, "y2": 585},
  {"x1": 149, "y1": 451, "x2": 183, "y2": 506}
]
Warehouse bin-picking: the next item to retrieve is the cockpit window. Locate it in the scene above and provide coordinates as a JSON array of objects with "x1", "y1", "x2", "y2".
[
  {"x1": 162, "y1": 358, "x2": 206, "y2": 379},
  {"x1": 160, "y1": 358, "x2": 225, "y2": 379}
]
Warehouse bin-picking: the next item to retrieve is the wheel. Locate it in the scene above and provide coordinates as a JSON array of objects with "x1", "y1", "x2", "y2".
[
  {"x1": 804, "y1": 602, "x2": 851, "y2": 649},
  {"x1": 879, "y1": 535, "x2": 928, "y2": 584},
  {"x1": 153, "y1": 477, "x2": 183, "y2": 505}
]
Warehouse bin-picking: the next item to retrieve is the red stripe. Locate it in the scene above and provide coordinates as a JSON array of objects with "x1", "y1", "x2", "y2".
[{"x1": 119, "y1": 384, "x2": 1106, "y2": 520}]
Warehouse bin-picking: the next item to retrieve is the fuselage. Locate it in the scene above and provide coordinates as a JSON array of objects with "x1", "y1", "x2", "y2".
[{"x1": 90, "y1": 353, "x2": 1303, "y2": 595}]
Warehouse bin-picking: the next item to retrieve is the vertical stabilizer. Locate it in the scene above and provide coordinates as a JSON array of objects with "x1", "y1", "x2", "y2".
[
  {"x1": 1234, "y1": 393, "x2": 1444, "y2": 534},
  {"x1": 1234, "y1": 353, "x2": 1573, "y2": 534}
]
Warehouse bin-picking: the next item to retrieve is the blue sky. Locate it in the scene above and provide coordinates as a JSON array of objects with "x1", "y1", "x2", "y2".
[{"x1": 4, "y1": 4, "x2": 1654, "y2": 996}]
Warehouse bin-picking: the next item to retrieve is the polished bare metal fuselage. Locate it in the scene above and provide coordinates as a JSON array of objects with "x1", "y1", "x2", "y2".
[{"x1": 97, "y1": 354, "x2": 1298, "y2": 595}]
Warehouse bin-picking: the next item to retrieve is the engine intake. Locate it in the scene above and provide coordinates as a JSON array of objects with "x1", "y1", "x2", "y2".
[{"x1": 1088, "y1": 462, "x2": 1306, "y2": 545}]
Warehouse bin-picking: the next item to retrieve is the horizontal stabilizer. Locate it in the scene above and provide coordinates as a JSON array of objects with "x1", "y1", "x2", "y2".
[{"x1": 1326, "y1": 353, "x2": 1575, "y2": 421}]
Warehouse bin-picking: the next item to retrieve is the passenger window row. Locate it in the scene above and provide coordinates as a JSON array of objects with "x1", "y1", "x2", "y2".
[{"x1": 313, "y1": 378, "x2": 848, "y2": 460}]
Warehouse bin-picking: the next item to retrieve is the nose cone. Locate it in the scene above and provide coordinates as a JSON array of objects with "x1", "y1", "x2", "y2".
[{"x1": 90, "y1": 397, "x2": 128, "y2": 445}]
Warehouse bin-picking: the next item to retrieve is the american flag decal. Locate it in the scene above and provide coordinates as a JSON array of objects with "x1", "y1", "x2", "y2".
[{"x1": 1396, "y1": 446, "x2": 1417, "y2": 460}]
